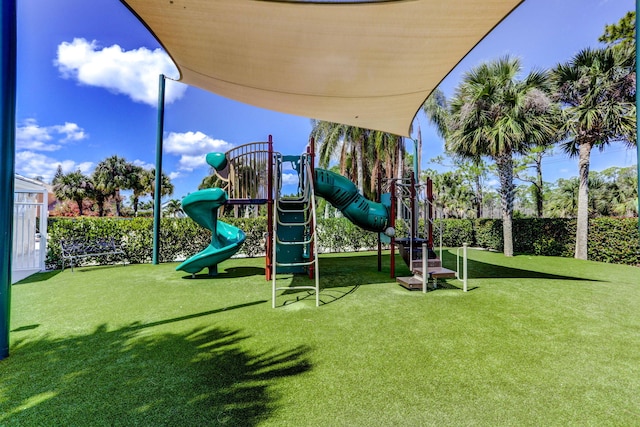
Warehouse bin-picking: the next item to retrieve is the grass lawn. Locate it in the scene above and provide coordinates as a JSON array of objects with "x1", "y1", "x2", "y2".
[{"x1": 2, "y1": 249, "x2": 639, "y2": 426}]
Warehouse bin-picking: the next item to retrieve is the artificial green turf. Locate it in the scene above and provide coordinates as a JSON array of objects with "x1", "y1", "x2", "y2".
[{"x1": 2, "y1": 250, "x2": 639, "y2": 426}]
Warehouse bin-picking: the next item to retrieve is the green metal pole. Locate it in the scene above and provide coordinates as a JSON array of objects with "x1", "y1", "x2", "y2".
[
  {"x1": 0, "y1": 0, "x2": 17, "y2": 360},
  {"x1": 636, "y1": 1, "x2": 640, "y2": 239},
  {"x1": 152, "y1": 74, "x2": 165, "y2": 265}
]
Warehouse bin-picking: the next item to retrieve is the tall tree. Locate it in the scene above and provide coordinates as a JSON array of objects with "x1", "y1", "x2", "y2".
[
  {"x1": 311, "y1": 120, "x2": 366, "y2": 195},
  {"x1": 599, "y1": 11, "x2": 635, "y2": 52},
  {"x1": 52, "y1": 170, "x2": 92, "y2": 216},
  {"x1": 163, "y1": 199, "x2": 184, "y2": 218},
  {"x1": 446, "y1": 56, "x2": 559, "y2": 256},
  {"x1": 93, "y1": 155, "x2": 134, "y2": 217},
  {"x1": 311, "y1": 120, "x2": 405, "y2": 199},
  {"x1": 140, "y1": 168, "x2": 174, "y2": 206},
  {"x1": 128, "y1": 165, "x2": 147, "y2": 216},
  {"x1": 552, "y1": 47, "x2": 636, "y2": 259},
  {"x1": 514, "y1": 145, "x2": 556, "y2": 218},
  {"x1": 427, "y1": 154, "x2": 490, "y2": 218}
]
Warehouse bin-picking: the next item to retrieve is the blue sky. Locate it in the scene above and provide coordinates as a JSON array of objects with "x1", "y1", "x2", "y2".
[{"x1": 15, "y1": 0, "x2": 636, "y2": 202}]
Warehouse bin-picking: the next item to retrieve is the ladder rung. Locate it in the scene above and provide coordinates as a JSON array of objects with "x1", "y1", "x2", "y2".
[
  {"x1": 276, "y1": 217, "x2": 312, "y2": 227},
  {"x1": 276, "y1": 260, "x2": 315, "y2": 267},
  {"x1": 275, "y1": 285, "x2": 317, "y2": 291}
]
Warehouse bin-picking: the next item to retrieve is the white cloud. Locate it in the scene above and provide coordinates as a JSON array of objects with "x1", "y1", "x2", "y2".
[
  {"x1": 132, "y1": 159, "x2": 155, "y2": 170},
  {"x1": 168, "y1": 171, "x2": 182, "y2": 180},
  {"x1": 16, "y1": 151, "x2": 93, "y2": 183},
  {"x1": 282, "y1": 173, "x2": 299, "y2": 186},
  {"x1": 164, "y1": 131, "x2": 233, "y2": 171},
  {"x1": 16, "y1": 118, "x2": 87, "y2": 152},
  {"x1": 53, "y1": 122, "x2": 87, "y2": 142},
  {"x1": 55, "y1": 38, "x2": 186, "y2": 106}
]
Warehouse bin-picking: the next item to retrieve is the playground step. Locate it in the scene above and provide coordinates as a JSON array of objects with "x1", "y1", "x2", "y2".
[
  {"x1": 396, "y1": 276, "x2": 423, "y2": 290},
  {"x1": 411, "y1": 258, "x2": 442, "y2": 270},
  {"x1": 412, "y1": 266, "x2": 457, "y2": 279}
]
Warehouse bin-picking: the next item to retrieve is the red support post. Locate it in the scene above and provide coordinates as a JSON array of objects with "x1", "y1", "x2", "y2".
[{"x1": 266, "y1": 135, "x2": 273, "y2": 280}]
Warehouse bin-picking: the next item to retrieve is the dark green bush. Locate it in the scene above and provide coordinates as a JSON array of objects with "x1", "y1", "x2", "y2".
[
  {"x1": 512, "y1": 218, "x2": 575, "y2": 257},
  {"x1": 46, "y1": 215, "x2": 639, "y2": 269},
  {"x1": 474, "y1": 219, "x2": 503, "y2": 252},
  {"x1": 588, "y1": 218, "x2": 639, "y2": 265},
  {"x1": 432, "y1": 218, "x2": 475, "y2": 247}
]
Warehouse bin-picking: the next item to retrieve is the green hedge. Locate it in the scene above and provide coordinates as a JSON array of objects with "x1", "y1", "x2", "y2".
[
  {"x1": 460, "y1": 217, "x2": 638, "y2": 266},
  {"x1": 46, "y1": 216, "x2": 640, "y2": 269}
]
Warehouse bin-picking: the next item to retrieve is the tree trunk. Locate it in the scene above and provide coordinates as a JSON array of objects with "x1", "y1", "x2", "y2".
[
  {"x1": 133, "y1": 196, "x2": 139, "y2": 216},
  {"x1": 496, "y1": 153, "x2": 514, "y2": 257},
  {"x1": 475, "y1": 174, "x2": 483, "y2": 218},
  {"x1": 575, "y1": 142, "x2": 592, "y2": 260},
  {"x1": 355, "y1": 137, "x2": 364, "y2": 195},
  {"x1": 535, "y1": 151, "x2": 544, "y2": 218},
  {"x1": 115, "y1": 189, "x2": 122, "y2": 217},
  {"x1": 75, "y1": 198, "x2": 84, "y2": 216}
]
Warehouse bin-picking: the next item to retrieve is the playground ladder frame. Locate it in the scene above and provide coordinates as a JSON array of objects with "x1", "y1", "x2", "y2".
[{"x1": 271, "y1": 152, "x2": 320, "y2": 307}]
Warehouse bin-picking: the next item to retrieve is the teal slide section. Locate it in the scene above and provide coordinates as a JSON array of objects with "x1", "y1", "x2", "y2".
[
  {"x1": 314, "y1": 168, "x2": 390, "y2": 233},
  {"x1": 176, "y1": 187, "x2": 246, "y2": 276}
]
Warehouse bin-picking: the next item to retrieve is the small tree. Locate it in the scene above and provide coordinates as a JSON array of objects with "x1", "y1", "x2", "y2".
[{"x1": 52, "y1": 170, "x2": 92, "y2": 216}]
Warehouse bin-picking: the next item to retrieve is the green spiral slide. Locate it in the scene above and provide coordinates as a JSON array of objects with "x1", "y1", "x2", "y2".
[
  {"x1": 176, "y1": 187, "x2": 246, "y2": 276},
  {"x1": 314, "y1": 168, "x2": 391, "y2": 233}
]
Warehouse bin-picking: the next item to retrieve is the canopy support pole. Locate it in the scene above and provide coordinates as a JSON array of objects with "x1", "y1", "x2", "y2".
[
  {"x1": 0, "y1": 0, "x2": 17, "y2": 360},
  {"x1": 152, "y1": 74, "x2": 165, "y2": 265}
]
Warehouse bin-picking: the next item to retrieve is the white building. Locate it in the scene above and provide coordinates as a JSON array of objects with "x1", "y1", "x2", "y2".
[{"x1": 12, "y1": 175, "x2": 48, "y2": 283}]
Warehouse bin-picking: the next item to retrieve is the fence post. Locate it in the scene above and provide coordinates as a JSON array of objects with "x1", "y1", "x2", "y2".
[{"x1": 463, "y1": 243, "x2": 468, "y2": 292}]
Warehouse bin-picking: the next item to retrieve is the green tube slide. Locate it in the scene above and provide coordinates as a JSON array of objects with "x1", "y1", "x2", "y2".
[
  {"x1": 314, "y1": 168, "x2": 390, "y2": 233},
  {"x1": 176, "y1": 187, "x2": 246, "y2": 276}
]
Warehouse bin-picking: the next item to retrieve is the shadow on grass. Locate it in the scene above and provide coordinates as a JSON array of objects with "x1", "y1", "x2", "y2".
[
  {"x1": 438, "y1": 250, "x2": 598, "y2": 281},
  {"x1": 1, "y1": 323, "x2": 311, "y2": 426},
  {"x1": 273, "y1": 253, "x2": 400, "y2": 306},
  {"x1": 180, "y1": 266, "x2": 266, "y2": 280},
  {"x1": 13, "y1": 270, "x2": 61, "y2": 284}
]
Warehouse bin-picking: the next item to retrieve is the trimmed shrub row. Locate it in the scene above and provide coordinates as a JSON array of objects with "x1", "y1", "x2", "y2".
[{"x1": 45, "y1": 216, "x2": 640, "y2": 269}]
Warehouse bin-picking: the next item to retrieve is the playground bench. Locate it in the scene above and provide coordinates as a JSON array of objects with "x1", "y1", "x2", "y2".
[{"x1": 60, "y1": 238, "x2": 126, "y2": 272}]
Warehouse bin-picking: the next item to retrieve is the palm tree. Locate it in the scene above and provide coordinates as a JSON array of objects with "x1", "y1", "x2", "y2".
[
  {"x1": 128, "y1": 165, "x2": 147, "y2": 216},
  {"x1": 52, "y1": 170, "x2": 92, "y2": 216},
  {"x1": 446, "y1": 56, "x2": 559, "y2": 256},
  {"x1": 93, "y1": 155, "x2": 134, "y2": 217},
  {"x1": 311, "y1": 120, "x2": 367, "y2": 195},
  {"x1": 426, "y1": 153, "x2": 490, "y2": 218},
  {"x1": 546, "y1": 177, "x2": 579, "y2": 218},
  {"x1": 311, "y1": 120, "x2": 406, "y2": 200},
  {"x1": 140, "y1": 168, "x2": 174, "y2": 207},
  {"x1": 551, "y1": 47, "x2": 636, "y2": 259},
  {"x1": 163, "y1": 199, "x2": 184, "y2": 218}
]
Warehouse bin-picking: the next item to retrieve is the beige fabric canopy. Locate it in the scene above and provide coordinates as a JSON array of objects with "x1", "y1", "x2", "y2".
[{"x1": 121, "y1": 0, "x2": 522, "y2": 137}]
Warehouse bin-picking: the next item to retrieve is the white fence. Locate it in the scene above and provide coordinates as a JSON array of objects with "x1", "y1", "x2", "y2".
[{"x1": 12, "y1": 185, "x2": 48, "y2": 283}]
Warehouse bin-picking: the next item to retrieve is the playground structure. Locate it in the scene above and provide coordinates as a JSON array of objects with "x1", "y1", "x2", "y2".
[{"x1": 177, "y1": 136, "x2": 466, "y2": 306}]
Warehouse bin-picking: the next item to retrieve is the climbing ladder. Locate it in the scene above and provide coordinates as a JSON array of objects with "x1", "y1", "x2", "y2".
[{"x1": 271, "y1": 152, "x2": 320, "y2": 307}]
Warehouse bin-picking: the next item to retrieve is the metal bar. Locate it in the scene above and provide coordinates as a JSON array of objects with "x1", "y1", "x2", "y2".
[
  {"x1": 422, "y1": 243, "x2": 427, "y2": 293},
  {"x1": 152, "y1": 74, "x2": 165, "y2": 265},
  {"x1": 0, "y1": 0, "x2": 16, "y2": 360},
  {"x1": 463, "y1": 243, "x2": 468, "y2": 292},
  {"x1": 636, "y1": 0, "x2": 640, "y2": 242}
]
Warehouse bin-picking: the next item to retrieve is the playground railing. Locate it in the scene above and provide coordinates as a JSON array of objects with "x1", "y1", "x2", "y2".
[{"x1": 456, "y1": 243, "x2": 469, "y2": 292}]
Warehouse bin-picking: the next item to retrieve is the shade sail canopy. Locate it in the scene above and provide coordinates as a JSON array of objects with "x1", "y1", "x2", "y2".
[{"x1": 121, "y1": 0, "x2": 522, "y2": 136}]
